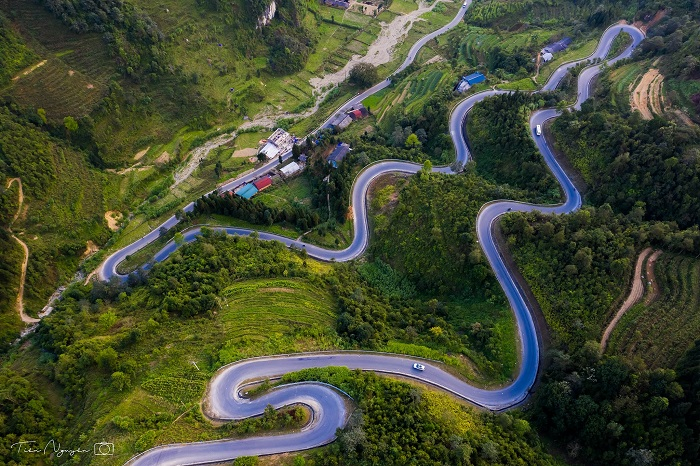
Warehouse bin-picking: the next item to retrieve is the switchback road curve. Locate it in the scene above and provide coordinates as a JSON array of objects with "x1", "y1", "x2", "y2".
[{"x1": 122, "y1": 21, "x2": 644, "y2": 465}]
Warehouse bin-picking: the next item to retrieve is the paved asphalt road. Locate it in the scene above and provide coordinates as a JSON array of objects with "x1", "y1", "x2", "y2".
[{"x1": 122, "y1": 20, "x2": 645, "y2": 466}]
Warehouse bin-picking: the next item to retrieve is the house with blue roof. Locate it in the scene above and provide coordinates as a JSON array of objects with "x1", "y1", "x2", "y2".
[{"x1": 455, "y1": 72, "x2": 486, "y2": 93}]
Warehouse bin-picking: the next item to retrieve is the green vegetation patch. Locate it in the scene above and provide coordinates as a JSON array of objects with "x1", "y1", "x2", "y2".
[
  {"x1": 0, "y1": 13, "x2": 38, "y2": 87},
  {"x1": 609, "y1": 253, "x2": 700, "y2": 368},
  {"x1": 467, "y1": 92, "x2": 561, "y2": 202},
  {"x1": 282, "y1": 367, "x2": 557, "y2": 465},
  {"x1": 141, "y1": 376, "x2": 208, "y2": 404},
  {"x1": 550, "y1": 84, "x2": 700, "y2": 228},
  {"x1": 219, "y1": 278, "x2": 336, "y2": 342}
]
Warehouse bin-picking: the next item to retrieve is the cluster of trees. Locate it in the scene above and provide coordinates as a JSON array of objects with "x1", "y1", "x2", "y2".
[
  {"x1": 551, "y1": 91, "x2": 700, "y2": 228},
  {"x1": 39, "y1": 0, "x2": 167, "y2": 78},
  {"x1": 0, "y1": 369, "x2": 57, "y2": 463},
  {"x1": 146, "y1": 230, "x2": 314, "y2": 317},
  {"x1": 637, "y1": 6, "x2": 700, "y2": 84},
  {"x1": 0, "y1": 106, "x2": 59, "y2": 193},
  {"x1": 282, "y1": 367, "x2": 557, "y2": 465},
  {"x1": 349, "y1": 63, "x2": 379, "y2": 88},
  {"x1": 501, "y1": 206, "x2": 641, "y2": 347},
  {"x1": 0, "y1": 12, "x2": 37, "y2": 87},
  {"x1": 0, "y1": 229, "x2": 22, "y2": 352},
  {"x1": 532, "y1": 340, "x2": 700, "y2": 464},
  {"x1": 191, "y1": 191, "x2": 321, "y2": 231},
  {"x1": 306, "y1": 141, "x2": 354, "y2": 223},
  {"x1": 502, "y1": 206, "x2": 700, "y2": 347},
  {"x1": 256, "y1": 0, "x2": 318, "y2": 75},
  {"x1": 503, "y1": 204, "x2": 700, "y2": 463},
  {"x1": 377, "y1": 87, "x2": 456, "y2": 164},
  {"x1": 36, "y1": 231, "x2": 315, "y2": 398},
  {"x1": 486, "y1": 47, "x2": 534, "y2": 76},
  {"x1": 370, "y1": 170, "x2": 525, "y2": 297},
  {"x1": 467, "y1": 92, "x2": 560, "y2": 202}
]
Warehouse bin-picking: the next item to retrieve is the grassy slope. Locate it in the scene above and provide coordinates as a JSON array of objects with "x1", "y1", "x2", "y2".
[
  {"x1": 9, "y1": 271, "x2": 340, "y2": 464},
  {"x1": 609, "y1": 253, "x2": 700, "y2": 368}
]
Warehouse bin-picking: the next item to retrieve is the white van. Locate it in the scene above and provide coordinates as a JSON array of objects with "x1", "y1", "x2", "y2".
[
  {"x1": 462, "y1": 1, "x2": 467, "y2": 7},
  {"x1": 536, "y1": 124, "x2": 542, "y2": 136}
]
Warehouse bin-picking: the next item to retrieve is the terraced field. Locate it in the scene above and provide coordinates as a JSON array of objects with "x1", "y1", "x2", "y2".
[
  {"x1": 460, "y1": 27, "x2": 555, "y2": 63},
  {"x1": 608, "y1": 254, "x2": 700, "y2": 368},
  {"x1": 219, "y1": 278, "x2": 337, "y2": 342},
  {"x1": 608, "y1": 61, "x2": 646, "y2": 111},
  {"x1": 0, "y1": 1, "x2": 114, "y2": 118}
]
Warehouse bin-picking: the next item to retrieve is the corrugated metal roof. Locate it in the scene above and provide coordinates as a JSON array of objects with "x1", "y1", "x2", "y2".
[
  {"x1": 280, "y1": 162, "x2": 301, "y2": 176},
  {"x1": 464, "y1": 72, "x2": 485, "y2": 84},
  {"x1": 328, "y1": 143, "x2": 350, "y2": 164},
  {"x1": 253, "y1": 177, "x2": 272, "y2": 190},
  {"x1": 236, "y1": 184, "x2": 258, "y2": 199}
]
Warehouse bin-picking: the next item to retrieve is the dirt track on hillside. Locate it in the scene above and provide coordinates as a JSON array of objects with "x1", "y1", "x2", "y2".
[
  {"x1": 630, "y1": 68, "x2": 665, "y2": 120},
  {"x1": 5, "y1": 178, "x2": 39, "y2": 324},
  {"x1": 600, "y1": 247, "x2": 653, "y2": 352}
]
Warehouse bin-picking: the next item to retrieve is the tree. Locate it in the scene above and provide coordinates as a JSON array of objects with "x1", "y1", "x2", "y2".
[
  {"x1": 349, "y1": 63, "x2": 378, "y2": 88},
  {"x1": 111, "y1": 371, "x2": 131, "y2": 391},
  {"x1": 37, "y1": 108, "x2": 47, "y2": 125},
  {"x1": 63, "y1": 116, "x2": 78, "y2": 138},
  {"x1": 292, "y1": 143, "x2": 301, "y2": 161},
  {"x1": 214, "y1": 161, "x2": 223, "y2": 178},
  {"x1": 258, "y1": 151, "x2": 267, "y2": 162},
  {"x1": 405, "y1": 133, "x2": 421, "y2": 149}
]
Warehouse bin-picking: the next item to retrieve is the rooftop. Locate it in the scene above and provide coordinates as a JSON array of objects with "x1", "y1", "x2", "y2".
[{"x1": 328, "y1": 143, "x2": 351, "y2": 167}]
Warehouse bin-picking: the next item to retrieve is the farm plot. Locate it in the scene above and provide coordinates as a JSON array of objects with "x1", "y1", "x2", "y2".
[
  {"x1": 8, "y1": 57, "x2": 105, "y2": 118},
  {"x1": 219, "y1": 278, "x2": 337, "y2": 343},
  {"x1": 404, "y1": 69, "x2": 445, "y2": 114},
  {"x1": 608, "y1": 254, "x2": 700, "y2": 368}
]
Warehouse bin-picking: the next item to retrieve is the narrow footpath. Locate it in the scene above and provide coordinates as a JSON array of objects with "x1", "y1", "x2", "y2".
[{"x1": 5, "y1": 178, "x2": 39, "y2": 324}]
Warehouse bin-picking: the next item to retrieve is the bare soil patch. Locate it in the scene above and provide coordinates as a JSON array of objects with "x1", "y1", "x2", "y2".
[
  {"x1": 633, "y1": 9, "x2": 667, "y2": 34},
  {"x1": 82, "y1": 240, "x2": 99, "y2": 259},
  {"x1": 105, "y1": 210, "x2": 123, "y2": 231},
  {"x1": 258, "y1": 287, "x2": 295, "y2": 293},
  {"x1": 232, "y1": 147, "x2": 259, "y2": 158},
  {"x1": 630, "y1": 68, "x2": 664, "y2": 120},
  {"x1": 134, "y1": 146, "x2": 151, "y2": 160},
  {"x1": 155, "y1": 151, "x2": 171, "y2": 166},
  {"x1": 423, "y1": 55, "x2": 445, "y2": 65},
  {"x1": 368, "y1": 173, "x2": 408, "y2": 214},
  {"x1": 12, "y1": 59, "x2": 47, "y2": 81}
]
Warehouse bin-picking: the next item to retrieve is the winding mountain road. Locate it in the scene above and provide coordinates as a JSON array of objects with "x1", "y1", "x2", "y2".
[{"x1": 116, "y1": 15, "x2": 645, "y2": 465}]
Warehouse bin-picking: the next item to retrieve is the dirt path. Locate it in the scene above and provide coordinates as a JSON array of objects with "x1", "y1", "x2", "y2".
[
  {"x1": 644, "y1": 250, "x2": 662, "y2": 304},
  {"x1": 12, "y1": 59, "x2": 47, "y2": 81},
  {"x1": 5, "y1": 178, "x2": 39, "y2": 324},
  {"x1": 600, "y1": 247, "x2": 653, "y2": 352},
  {"x1": 173, "y1": 131, "x2": 237, "y2": 187},
  {"x1": 630, "y1": 68, "x2": 664, "y2": 120}
]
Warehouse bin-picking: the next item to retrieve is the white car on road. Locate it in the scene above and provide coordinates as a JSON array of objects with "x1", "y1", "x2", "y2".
[
  {"x1": 413, "y1": 363, "x2": 425, "y2": 371},
  {"x1": 536, "y1": 124, "x2": 542, "y2": 136}
]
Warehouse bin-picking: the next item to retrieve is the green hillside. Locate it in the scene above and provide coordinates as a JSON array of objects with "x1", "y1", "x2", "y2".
[{"x1": 609, "y1": 253, "x2": 700, "y2": 368}]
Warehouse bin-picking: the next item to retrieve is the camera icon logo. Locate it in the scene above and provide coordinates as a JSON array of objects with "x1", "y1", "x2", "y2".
[{"x1": 94, "y1": 442, "x2": 114, "y2": 456}]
